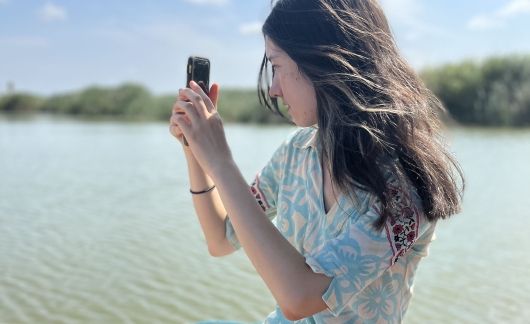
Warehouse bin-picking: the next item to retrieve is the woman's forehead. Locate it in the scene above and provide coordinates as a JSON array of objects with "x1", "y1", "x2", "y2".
[{"x1": 265, "y1": 37, "x2": 284, "y2": 60}]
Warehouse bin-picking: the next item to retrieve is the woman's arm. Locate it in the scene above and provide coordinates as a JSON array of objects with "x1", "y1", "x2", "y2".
[
  {"x1": 171, "y1": 83, "x2": 235, "y2": 257},
  {"x1": 183, "y1": 144, "x2": 236, "y2": 257},
  {"x1": 174, "y1": 81, "x2": 332, "y2": 320},
  {"x1": 208, "y1": 158, "x2": 331, "y2": 320}
]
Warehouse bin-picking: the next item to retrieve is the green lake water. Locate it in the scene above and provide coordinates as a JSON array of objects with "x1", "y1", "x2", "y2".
[{"x1": 1, "y1": 115, "x2": 529, "y2": 323}]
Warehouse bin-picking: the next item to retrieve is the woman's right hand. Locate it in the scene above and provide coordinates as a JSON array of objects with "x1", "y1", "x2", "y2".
[{"x1": 170, "y1": 82, "x2": 220, "y2": 147}]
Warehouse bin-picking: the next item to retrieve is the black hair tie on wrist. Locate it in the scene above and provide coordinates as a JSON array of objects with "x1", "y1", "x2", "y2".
[{"x1": 190, "y1": 185, "x2": 216, "y2": 195}]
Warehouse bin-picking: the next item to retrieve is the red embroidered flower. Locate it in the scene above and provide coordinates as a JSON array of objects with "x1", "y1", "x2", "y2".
[
  {"x1": 407, "y1": 231, "x2": 416, "y2": 242},
  {"x1": 384, "y1": 178, "x2": 420, "y2": 266},
  {"x1": 393, "y1": 224, "x2": 404, "y2": 234}
]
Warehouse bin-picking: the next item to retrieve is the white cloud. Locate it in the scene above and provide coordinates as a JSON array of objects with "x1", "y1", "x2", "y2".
[
  {"x1": 239, "y1": 21, "x2": 262, "y2": 36},
  {"x1": 499, "y1": 0, "x2": 530, "y2": 17},
  {"x1": 468, "y1": 0, "x2": 530, "y2": 31},
  {"x1": 182, "y1": 0, "x2": 229, "y2": 6},
  {"x1": 39, "y1": 2, "x2": 68, "y2": 22}
]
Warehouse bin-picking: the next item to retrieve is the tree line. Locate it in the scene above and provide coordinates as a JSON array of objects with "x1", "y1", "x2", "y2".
[{"x1": 1, "y1": 54, "x2": 529, "y2": 126}]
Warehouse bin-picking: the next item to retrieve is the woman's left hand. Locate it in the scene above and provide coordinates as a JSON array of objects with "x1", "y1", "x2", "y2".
[{"x1": 174, "y1": 80, "x2": 233, "y2": 177}]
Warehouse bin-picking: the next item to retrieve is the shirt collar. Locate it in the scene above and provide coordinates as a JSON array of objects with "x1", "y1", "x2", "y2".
[{"x1": 293, "y1": 125, "x2": 318, "y2": 150}]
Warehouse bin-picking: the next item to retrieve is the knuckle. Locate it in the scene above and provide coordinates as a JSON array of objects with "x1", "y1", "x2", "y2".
[
  {"x1": 172, "y1": 101, "x2": 180, "y2": 112},
  {"x1": 176, "y1": 101, "x2": 189, "y2": 112},
  {"x1": 191, "y1": 93, "x2": 202, "y2": 102}
]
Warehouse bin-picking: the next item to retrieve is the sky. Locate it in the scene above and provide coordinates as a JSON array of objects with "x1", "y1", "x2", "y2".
[{"x1": 1, "y1": 0, "x2": 530, "y2": 96}]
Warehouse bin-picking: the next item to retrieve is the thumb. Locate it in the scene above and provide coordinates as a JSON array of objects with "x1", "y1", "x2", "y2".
[{"x1": 208, "y1": 83, "x2": 220, "y2": 107}]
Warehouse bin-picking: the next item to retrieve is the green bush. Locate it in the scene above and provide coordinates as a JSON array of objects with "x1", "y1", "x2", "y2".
[
  {"x1": 113, "y1": 84, "x2": 153, "y2": 118},
  {"x1": 422, "y1": 61, "x2": 482, "y2": 123},
  {"x1": 41, "y1": 92, "x2": 80, "y2": 114},
  {"x1": 0, "y1": 93, "x2": 42, "y2": 114},
  {"x1": 3, "y1": 54, "x2": 529, "y2": 126},
  {"x1": 421, "y1": 54, "x2": 530, "y2": 126},
  {"x1": 217, "y1": 88, "x2": 288, "y2": 124}
]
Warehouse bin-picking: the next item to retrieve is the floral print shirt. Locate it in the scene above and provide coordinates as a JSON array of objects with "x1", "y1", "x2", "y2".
[{"x1": 224, "y1": 127, "x2": 437, "y2": 323}]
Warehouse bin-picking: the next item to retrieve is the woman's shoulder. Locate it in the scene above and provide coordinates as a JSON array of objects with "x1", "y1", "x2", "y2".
[
  {"x1": 283, "y1": 126, "x2": 317, "y2": 150},
  {"x1": 266, "y1": 127, "x2": 315, "y2": 164}
]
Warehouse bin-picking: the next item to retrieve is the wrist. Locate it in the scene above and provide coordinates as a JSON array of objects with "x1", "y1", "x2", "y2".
[
  {"x1": 190, "y1": 184, "x2": 216, "y2": 195},
  {"x1": 182, "y1": 144, "x2": 195, "y2": 158},
  {"x1": 209, "y1": 157, "x2": 237, "y2": 184}
]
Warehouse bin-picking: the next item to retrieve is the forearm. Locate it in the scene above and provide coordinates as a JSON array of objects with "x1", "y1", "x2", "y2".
[
  {"x1": 210, "y1": 159, "x2": 311, "y2": 314},
  {"x1": 183, "y1": 145, "x2": 228, "y2": 253}
]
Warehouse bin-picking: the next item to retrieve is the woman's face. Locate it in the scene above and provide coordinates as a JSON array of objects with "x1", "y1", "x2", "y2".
[{"x1": 265, "y1": 36, "x2": 318, "y2": 127}]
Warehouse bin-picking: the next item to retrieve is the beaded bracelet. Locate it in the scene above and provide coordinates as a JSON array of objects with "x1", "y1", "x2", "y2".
[{"x1": 190, "y1": 184, "x2": 216, "y2": 195}]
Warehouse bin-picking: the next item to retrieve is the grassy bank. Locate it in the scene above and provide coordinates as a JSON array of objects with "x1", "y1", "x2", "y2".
[{"x1": 0, "y1": 84, "x2": 288, "y2": 124}]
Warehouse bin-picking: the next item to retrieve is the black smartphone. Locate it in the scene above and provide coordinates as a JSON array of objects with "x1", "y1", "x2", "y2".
[
  {"x1": 181, "y1": 56, "x2": 211, "y2": 146},
  {"x1": 186, "y1": 56, "x2": 210, "y2": 95}
]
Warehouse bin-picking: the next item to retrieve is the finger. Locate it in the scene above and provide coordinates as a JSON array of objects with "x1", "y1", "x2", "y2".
[
  {"x1": 174, "y1": 97, "x2": 200, "y2": 122},
  {"x1": 189, "y1": 81, "x2": 214, "y2": 114},
  {"x1": 197, "y1": 81, "x2": 209, "y2": 95},
  {"x1": 172, "y1": 100, "x2": 189, "y2": 114},
  {"x1": 169, "y1": 124, "x2": 187, "y2": 144},
  {"x1": 209, "y1": 83, "x2": 220, "y2": 108},
  {"x1": 178, "y1": 90, "x2": 189, "y2": 101},
  {"x1": 170, "y1": 112, "x2": 190, "y2": 126},
  {"x1": 173, "y1": 100, "x2": 199, "y2": 118},
  {"x1": 170, "y1": 112, "x2": 189, "y2": 126},
  {"x1": 169, "y1": 124, "x2": 182, "y2": 138},
  {"x1": 179, "y1": 87, "x2": 199, "y2": 103},
  {"x1": 174, "y1": 114, "x2": 192, "y2": 140},
  {"x1": 182, "y1": 86, "x2": 207, "y2": 117}
]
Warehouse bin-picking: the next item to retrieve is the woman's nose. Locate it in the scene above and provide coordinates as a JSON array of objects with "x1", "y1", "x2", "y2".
[{"x1": 269, "y1": 78, "x2": 282, "y2": 98}]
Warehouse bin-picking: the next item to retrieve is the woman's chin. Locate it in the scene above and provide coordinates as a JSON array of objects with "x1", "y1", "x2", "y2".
[{"x1": 293, "y1": 120, "x2": 315, "y2": 127}]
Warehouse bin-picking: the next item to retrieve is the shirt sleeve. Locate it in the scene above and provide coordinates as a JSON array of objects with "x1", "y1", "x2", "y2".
[
  {"x1": 304, "y1": 179, "x2": 433, "y2": 316},
  {"x1": 224, "y1": 137, "x2": 290, "y2": 250}
]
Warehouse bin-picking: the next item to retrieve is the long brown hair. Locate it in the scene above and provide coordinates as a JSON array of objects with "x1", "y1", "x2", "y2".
[{"x1": 257, "y1": 0, "x2": 464, "y2": 229}]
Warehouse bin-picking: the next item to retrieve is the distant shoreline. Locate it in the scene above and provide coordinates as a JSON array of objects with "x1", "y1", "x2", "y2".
[{"x1": 2, "y1": 54, "x2": 529, "y2": 127}]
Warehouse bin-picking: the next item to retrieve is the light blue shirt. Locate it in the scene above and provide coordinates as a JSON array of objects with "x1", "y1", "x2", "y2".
[{"x1": 225, "y1": 127, "x2": 436, "y2": 323}]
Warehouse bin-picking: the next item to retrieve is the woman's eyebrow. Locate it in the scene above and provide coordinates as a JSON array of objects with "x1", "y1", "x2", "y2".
[{"x1": 267, "y1": 54, "x2": 281, "y2": 61}]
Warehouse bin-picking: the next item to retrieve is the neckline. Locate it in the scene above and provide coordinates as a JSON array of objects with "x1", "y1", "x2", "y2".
[
  {"x1": 324, "y1": 194, "x2": 343, "y2": 216},
  {"x1": 317, "y1": 150, "x2": 343, "y2": 216}
]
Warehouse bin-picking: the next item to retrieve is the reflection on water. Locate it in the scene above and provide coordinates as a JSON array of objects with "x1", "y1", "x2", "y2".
[{"x1": 1, "y1": 116, "x2": 529, "y2": 323}]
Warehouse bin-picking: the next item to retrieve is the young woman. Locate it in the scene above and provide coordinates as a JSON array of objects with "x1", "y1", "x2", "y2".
[{"x1": 169, "y1": 0, "x2": 464, "y2": 322}]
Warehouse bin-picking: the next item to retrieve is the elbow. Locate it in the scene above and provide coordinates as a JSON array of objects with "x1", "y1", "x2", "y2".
[
  {"x1": 207, "y1": 245, "x2": 225, "y2": 258},
  {"x1": 280, "y1": 294, "x2": 307, "y2": 321},
  {"x1": 282, "y1": 309, "x2": 302, "y2": 322},
  {"x1": 207, "y1": 239, "x2": 235, "y2": 258},
  {"x1": 281, "y1": 304, "x2": 304, "y2": 321},
  {"x1": 282, "y1": 288, "x2": 329, "y2": 321}
]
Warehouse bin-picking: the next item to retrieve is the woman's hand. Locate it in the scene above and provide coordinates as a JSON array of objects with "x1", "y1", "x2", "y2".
[
  {"x1": 169, "y1": 82, "x2": 220, "y2": 147},
  {"x1": 172, "y1": 81, "x2": 232, "y2": 176}
]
